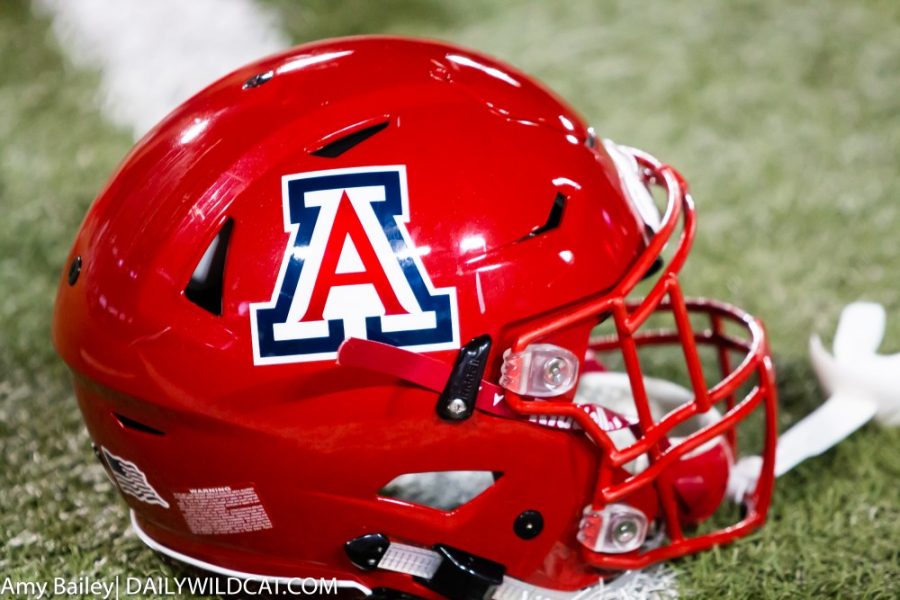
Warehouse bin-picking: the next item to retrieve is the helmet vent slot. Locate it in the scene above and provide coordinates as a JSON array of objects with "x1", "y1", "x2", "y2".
[
  {"x1": 185, "y1": 218, "x2": 233, "y2": 315},
  {"x1": 113, "y1": 413, "x2": 165, "y2": 436},
  {"x1": 526, "y1": 192, "x2": 567, "y2": 238},
  {"x1": 311, "y1": 121, "x2": 389, "y2": 158},
  {"x1": 380, "y1": 471, "x2": 499, "y2": 511}
]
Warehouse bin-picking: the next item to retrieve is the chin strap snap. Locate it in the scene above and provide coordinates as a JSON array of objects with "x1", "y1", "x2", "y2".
[{"x1": 346, "y1": 534, "x2": 504, "y2": 600}]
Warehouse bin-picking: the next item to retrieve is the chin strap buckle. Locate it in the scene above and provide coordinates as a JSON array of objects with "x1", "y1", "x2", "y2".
[
  {"x1": 414, "y1": 544, "x2": 505, "y2": 600},
  {"x1": 345, "y1": 535, "x2": 505, "y2": 600},
  {"x1": 437, "y1": 335, "x2": 493, "y2": 421}
]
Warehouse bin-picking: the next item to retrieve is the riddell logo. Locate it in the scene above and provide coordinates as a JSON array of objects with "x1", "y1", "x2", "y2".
[{"x1": 250, "y1": 166, "x2": 459, "y2": 365}]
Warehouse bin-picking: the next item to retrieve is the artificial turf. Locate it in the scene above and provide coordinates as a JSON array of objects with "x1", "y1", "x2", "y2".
[{"x1": 2, "y1": 0, "x2": 899, "y2": 597}]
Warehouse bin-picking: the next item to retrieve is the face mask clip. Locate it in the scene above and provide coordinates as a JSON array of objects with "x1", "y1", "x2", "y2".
[{"x1": 500, "y1": 344, "x2": 579, "y2": 398}]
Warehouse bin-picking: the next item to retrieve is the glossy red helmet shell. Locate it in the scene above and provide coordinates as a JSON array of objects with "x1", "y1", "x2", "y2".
[{"x1": 53, "y1": 36, "x2": 777, "y2": 598}]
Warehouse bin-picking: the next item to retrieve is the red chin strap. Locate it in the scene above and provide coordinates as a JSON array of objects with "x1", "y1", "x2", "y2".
[
  {"x1": 665, "y1": 435, "x2": 733, "y2": 525},
  {"x1": 338, "y1": 336, "x2": 634, "y2": 434}
]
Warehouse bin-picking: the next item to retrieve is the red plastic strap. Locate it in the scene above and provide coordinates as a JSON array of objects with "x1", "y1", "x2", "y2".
[
  {"x1": 337, "y1": 337, "x2": 515, "y2": 418},
  {"x1": 336, "y1": 338, "x2": 633, "y2": 432}
]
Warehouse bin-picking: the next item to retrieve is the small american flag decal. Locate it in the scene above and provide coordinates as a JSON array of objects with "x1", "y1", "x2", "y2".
[{"x1": 101, "y1": 447, "x2": 170, "y2": 509}]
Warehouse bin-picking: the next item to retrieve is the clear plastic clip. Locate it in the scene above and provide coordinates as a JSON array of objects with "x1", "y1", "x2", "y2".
[
  {"x1": 577, "y1": 503, "x2": 649, "y2": 554},
  {"x1": 500, "y1": 344, "x2": 579, "y2": 398}
]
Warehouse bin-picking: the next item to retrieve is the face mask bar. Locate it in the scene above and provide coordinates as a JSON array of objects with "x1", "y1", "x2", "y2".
[{"x1": 500, "y1": 146, "x2": 778, "y2": 570}]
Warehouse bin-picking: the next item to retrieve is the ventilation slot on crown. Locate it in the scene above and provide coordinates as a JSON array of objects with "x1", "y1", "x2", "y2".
[
  {"x1": 380, "y1": 471, "x2": 500, "y2": 511},
  {"x1": 311, "y1": 121, "x2": 389, "y2": 158},
  {"x1": 525, "y1": 192, "x2": 567, "y2": 239},
  {"x1": 113, "y1": 413, "x2": 165, "y2": 436},
  {"x1": 185, "y1": 218, "x2": 233, "y2": 315}
]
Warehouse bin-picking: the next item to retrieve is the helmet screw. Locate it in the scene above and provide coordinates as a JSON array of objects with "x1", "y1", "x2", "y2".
[
  {"x1": 514, "y1": 510, "x2": 544, "y2": 540},
  {"x1": 446, "y1": 398, "x2": 468, "y2": 418},
  {"x1": 543, "y1": 357, "x2": 567, "y2": 388},
  {"x1": 612, "y1": 518, "x2": 640, "y2": 545}
]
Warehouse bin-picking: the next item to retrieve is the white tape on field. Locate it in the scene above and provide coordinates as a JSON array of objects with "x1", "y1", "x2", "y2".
[
  {"x1": 34, "y1": 0, "x2": 289, "y2": 138},
  {"x1": 33, "y1": 1, "x2": 680, "y2": 597}
]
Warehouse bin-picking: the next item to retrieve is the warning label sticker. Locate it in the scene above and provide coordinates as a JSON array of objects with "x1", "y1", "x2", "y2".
[{"x1": 174, "y1": 485, "x2": 273, "y2": 535}]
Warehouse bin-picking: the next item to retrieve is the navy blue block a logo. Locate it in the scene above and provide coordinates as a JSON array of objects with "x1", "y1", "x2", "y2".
[{"x1": 250, "y1": 166, "x2": 460, "y2": 364}]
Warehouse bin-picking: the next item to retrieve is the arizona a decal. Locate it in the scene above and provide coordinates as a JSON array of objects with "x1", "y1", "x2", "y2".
[{"x1": 251, "y1": 166, "x2": 459, "y2": 364}]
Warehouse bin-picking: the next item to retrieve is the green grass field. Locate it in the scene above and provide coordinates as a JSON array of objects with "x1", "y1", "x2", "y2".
[{"x1": 2, "y1": 0, "x2": 899, "y2": 597}]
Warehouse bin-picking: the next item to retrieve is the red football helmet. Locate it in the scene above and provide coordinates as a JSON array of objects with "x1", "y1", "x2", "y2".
[{"x1": 53, "y1": 37, "x2": 777, "y2": 599}]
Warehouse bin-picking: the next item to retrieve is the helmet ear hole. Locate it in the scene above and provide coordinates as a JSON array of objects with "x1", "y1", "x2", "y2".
[
  {"x1": 185, "y1": 218, "x2": 233, "y2": 315},
  {"x1": 379, "y1": 471, "x2": 499, "y2": 511}
]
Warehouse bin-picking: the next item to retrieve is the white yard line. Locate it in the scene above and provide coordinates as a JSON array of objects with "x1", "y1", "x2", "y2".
[
  {"x1": 33, "y1": 1, "x2": 678, "y2": 597},
  {"x1": 35, "y1": 0, "x2": 289, "y2": 138}
]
